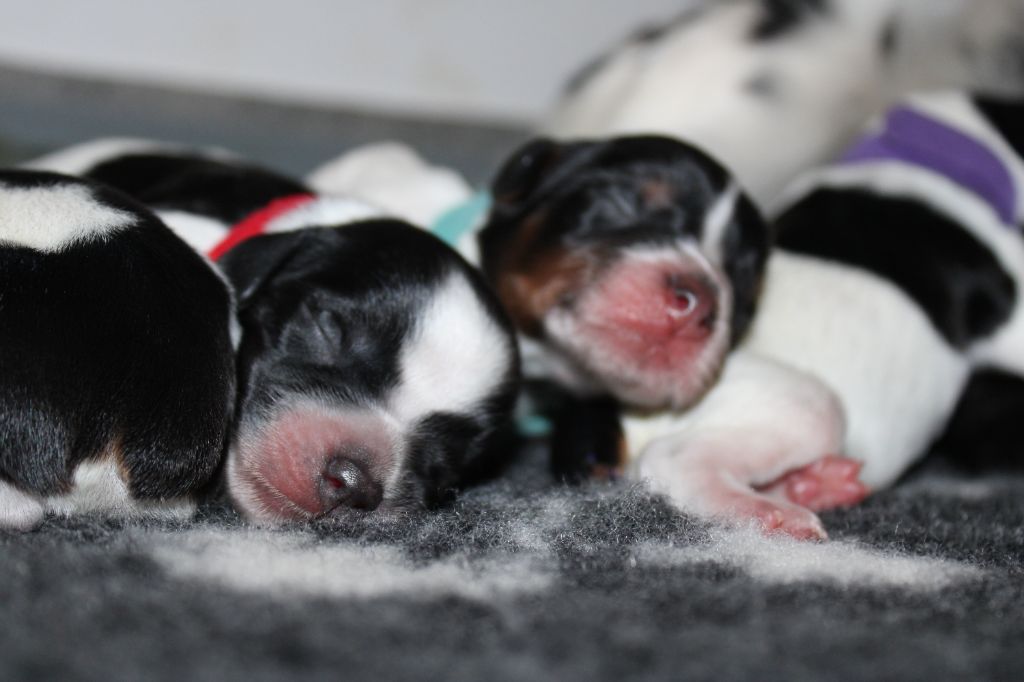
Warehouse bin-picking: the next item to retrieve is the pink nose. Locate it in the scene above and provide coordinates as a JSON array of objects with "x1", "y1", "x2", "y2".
[{"x1": 663, "y1": 273, "x2": 716, "y2": 333}]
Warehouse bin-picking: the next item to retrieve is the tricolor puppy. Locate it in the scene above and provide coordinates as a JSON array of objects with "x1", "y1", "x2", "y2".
[
  {"x1": 477, "y1": 135, "x2": 770, "y2": 412},
  {"x1": 548, "y1": 0, "x2": 1024, "y2": 208},
  {"x1": 627, "y1": 91, "x2": 1024, "y2": 538},
  {"x1": 0, "y1": 169, "x2": 235, "y2": 530},
  {"x1": 27, "y1": 140, "x2": 521, "y2": 524}
]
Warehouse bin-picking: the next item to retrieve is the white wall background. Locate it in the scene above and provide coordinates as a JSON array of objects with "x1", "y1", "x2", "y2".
[{"x1": 0, "y1": 0, "x2": 685, "y2": 123}]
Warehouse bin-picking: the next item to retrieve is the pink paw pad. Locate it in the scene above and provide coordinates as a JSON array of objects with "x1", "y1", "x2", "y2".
[{"x1": 773, "y1": 456, "x2": 869, "y2": 512}]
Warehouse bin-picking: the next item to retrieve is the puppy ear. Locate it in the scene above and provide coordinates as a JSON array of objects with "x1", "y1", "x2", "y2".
[
  {"x1": 217, "y1": 231, "x2": 310, "y2": 306},
  {"x1": 490, "y1": 138, "x2": 600, "y2": 210}
]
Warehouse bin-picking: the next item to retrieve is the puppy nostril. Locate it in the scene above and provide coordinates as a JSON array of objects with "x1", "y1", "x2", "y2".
[
  {"x1": 672, "y1": 288, "x2": 699, "y2": 316},
  {"x1": 666, "y1": 275, "x2": 700, "y2": 317},
  {"x1": 320, "y1": 455, "x2": 383, "y2": 512}
]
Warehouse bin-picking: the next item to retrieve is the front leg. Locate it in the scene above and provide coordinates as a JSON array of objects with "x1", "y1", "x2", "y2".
[
  {"x1": 550, "y1": 394, "x2": 627, "y2": 484},
  {"x1": 626, "y1": 353, "x2": 865, "y2": 540}
]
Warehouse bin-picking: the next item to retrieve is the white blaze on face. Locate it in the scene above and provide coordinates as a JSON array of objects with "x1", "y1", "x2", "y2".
[
  {"x1": 390, "y1": 270, "x2": 512, "y2": 424},
  {"x1": 700, "y1": 182, "x2": 741, "y2": 264},
  {"x1": 0, "y1": 182, "x2": 135, "y2": 252}
]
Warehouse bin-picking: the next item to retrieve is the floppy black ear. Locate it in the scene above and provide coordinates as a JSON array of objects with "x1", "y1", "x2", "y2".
[
  {"x1": 490, "y1": 137, "x2": 601, "y2": 210},
  {"x1": 217, "y1": 231, "x2": 310, "y2": 306}
]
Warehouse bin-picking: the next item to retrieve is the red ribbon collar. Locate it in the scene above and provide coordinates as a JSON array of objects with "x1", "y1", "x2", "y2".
[{"x1": 207, "y1": 193, "x2": 316, "y2": 261}]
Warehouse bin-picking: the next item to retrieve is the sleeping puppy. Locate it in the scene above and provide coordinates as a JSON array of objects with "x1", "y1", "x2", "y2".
[
  {"x1": 627, "y1": 91, "x2": 1024, "y2": 538},
  {"x1": 477, "y1": 135, "x2": 770, "y2": 412},
  {"x1": 548, "y1": 0, "x2": 1024, "y2": 208},
  {"x1": 0, "y1": 169, "x2": 235, "y2": 530},
  {"x1": 26, "y1": 140, "x2": 521, "y2": 524}
]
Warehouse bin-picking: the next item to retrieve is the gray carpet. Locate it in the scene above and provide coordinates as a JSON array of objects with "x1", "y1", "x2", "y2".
[{"x1": 2, "y1": 65, "x2": 1023, "y2": 682}]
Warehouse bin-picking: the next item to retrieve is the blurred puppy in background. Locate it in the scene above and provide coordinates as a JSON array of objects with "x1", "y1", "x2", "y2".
[{"x1": 549, "y1": 0, "x2": 1024, "y2": 208}]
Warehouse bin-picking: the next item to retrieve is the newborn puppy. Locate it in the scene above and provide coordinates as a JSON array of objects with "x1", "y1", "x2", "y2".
[
  {"x1": 28, "y1": 140, "x2": 521, "y2": 524},
  {"x1": 477, "y1": 136, "x2": 770, "y2": 411},
  {"x1": 0, "y1": 169, "x2": 235, "y2": 530},
  {"x1": 628, "y1": 91, "x2": 1024, "y2": 538},
  {"x1": 548, "y1": 0, "x2": 1024, "y2": 208}
]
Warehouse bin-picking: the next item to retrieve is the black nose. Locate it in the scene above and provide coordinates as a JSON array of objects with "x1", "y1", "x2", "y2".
[{"x1": 319, "y1": 455, "x2": 384, "y2": 512}]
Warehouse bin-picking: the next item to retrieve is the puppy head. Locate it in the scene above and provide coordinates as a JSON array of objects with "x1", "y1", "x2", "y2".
[
  {"x1": 219, "y1": 222, "x2": 519, "y2": 524},
  {"x1": 479, "y1": 135, "x2": 770, "y2": 409}
]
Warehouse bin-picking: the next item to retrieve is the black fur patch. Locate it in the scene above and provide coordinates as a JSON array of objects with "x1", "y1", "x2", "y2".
[
  {"x1": 776, "y1": 188, "x2": 1017, "y2": 349},
  {"x1": 550, "y1": 394, "x2": 625, "y2": 485},
  {"x1": 973, "y1": 97, "x2": 1024, "y2": 162},
  {"x1": 932, "y1": 367, "x2": 1024, "y2": 473},
  {"x1": 752, "y1": 0, "x2": 830, "y2": 41},
  {"x1": 879, "y1": 17, "x2": 900, "y2": 59},
  {"x1": 720, "y1": 193, "x2": 773, "y2": 345},
  {"x1": 85, "y1": 154, "x2": 308, "y2": 224},
  {"x1": 0, "y1": 171, "x2": 234, "y2": 499},
  {"x1": 744, "y1": 71, "x2": 782, "y2": 99}
]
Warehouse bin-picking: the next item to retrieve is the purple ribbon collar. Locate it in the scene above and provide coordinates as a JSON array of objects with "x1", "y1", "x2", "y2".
[{"x1": 843, "y1": 106, "x2": 1018, "y2": 227}]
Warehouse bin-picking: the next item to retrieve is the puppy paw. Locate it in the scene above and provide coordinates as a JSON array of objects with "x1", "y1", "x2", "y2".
[
  {"x1": 633, "y1": 455, "x2": 829, "y2": 541},
  {"x1": 758, "y1": 456, "x2": 869, "y2": 512},
  {"x1": 718, "y1": 489, "x2": 829, "y2": 541}
]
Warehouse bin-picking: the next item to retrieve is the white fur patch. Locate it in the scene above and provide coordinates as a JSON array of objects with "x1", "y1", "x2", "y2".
[
  {"x1": 155, "y1": 209, "x2": 229, "y2": 253},
  {"x1": 391, "y1": 270, "x2": 511, "y2": 423},
  {"x1": 22, "y1": 137, "x2": 238, "y2": 176},
  {"x1": 44, "y1": 459, "x2": 195, "y2": 521},
  {"x1": 20, "y1": 137, "x2": 171, "y2": 175},
  {"x1": 0, "y1": 181, "x2": 135, "y2": 252},
  {"x1": 265, "y1": 196, "x2": 389, "y2": 234},
  {"x1": 638, "y1": 526, "x2": 980, "y2": 589},
  {"x1": 146, "y1": 529, "x2": 550, "y2": 601},
  {"x1": 745, "y1": 252, "x2": 969, "y2": 488},
  {"x1": 305, "y1": 142, "x2": 473, "y2": 229},
  {"x1": 0, "y1": 481, "x2": 45, "y2": 531},
  {"x1": 700, "y1": 182, "x2": 740, "y2": 263}
]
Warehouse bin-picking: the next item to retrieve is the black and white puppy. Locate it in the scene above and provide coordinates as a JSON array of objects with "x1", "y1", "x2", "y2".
[
  {"x1": 26, "y1": 140, "x2": 521, "y2": 524},
  {"x1": 548, "y1": 0, "x2": 1024, "y2": 208},
  {"x1": 627, "y1": 91, "x2": 1024, "y2": 538},
  {"x1": 0, "y1": 169, "x2": 236, "y2": 530}
]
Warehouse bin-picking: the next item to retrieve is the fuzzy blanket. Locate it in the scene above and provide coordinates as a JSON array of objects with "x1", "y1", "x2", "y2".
[{"x1": 3, "y1": 444, "x2": 1022, "y2": 682}]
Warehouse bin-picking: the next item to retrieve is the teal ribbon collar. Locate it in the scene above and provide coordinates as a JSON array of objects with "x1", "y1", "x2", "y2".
[{"x1": 430, "y1": 191, "x2": 492, "y2": 247}]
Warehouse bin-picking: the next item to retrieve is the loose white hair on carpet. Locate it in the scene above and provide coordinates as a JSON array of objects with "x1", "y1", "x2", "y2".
[
  {"x1": 638, "y1": 526, "x2": 981, "y2": 589},
  {"x1": 144, "y1": 529, "x2": 552, "y2": 601}
]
